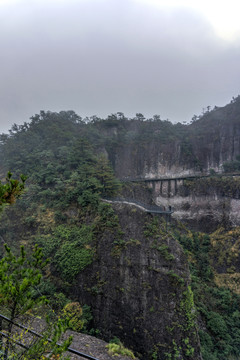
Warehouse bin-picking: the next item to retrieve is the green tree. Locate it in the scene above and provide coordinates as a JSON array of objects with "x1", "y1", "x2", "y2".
[
  {"x1": 0, "y1": 174, "x2": 72, "y2": 359},
  {"x1": 0, "y1": 244, "x2": 72, "y2": 359},
  {"x1": 0, "y1": 172, "x2": 26, "y2": 211},
  {"x1": 95, "y1": 154, "x2": 121, "y2": 197}
]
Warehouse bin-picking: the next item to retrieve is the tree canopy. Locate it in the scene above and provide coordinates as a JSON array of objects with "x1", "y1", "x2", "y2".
[{"x1": 0, "y1": 172, "x2": 26, "y2": 211}]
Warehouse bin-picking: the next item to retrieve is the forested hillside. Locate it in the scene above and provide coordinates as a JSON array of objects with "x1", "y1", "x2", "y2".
[{"x1": 1, "y1": 104, "x2": 240, "y2": 359}]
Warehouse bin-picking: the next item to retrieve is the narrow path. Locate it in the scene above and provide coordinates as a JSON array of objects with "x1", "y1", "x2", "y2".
[
  {"x1": 102, "y1": 198, "x2": 173, "y2": 214},
  {"x1": 121, "y1": 172, "x2": 240, "y2": 183}
]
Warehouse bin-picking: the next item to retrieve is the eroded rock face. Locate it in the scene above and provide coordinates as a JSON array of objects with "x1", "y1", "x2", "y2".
[
  {"x1": 149, "y1": 177, "x2": 240, "y2": 232},
  {"x1": 155, "y1": 192, "x2": 228, "y2": 233},
  {"x1": 111, "y1": 100, "x2": 240, "y2": 180},
  {"x1": 75, "y1": 204, "x2": 202, "y2": 360},
  {"x1": 104, "y1": 100, "x2": 240, "y2": 230}
]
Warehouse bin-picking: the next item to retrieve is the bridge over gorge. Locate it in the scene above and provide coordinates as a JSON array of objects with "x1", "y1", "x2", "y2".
[
  {"x1": 104, "y1": 173, "x2": 240, "y2": 223},
  {"x1": 121, "y1": 173, "x2": 240, "y2": 198}
]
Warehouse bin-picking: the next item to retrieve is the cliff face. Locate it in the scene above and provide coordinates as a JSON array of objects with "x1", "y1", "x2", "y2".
[
  {"x1": 188, "y1": 100, "x2": 240, "y2": 173},
  {"x1": 107, "y1": 98, "x2": 240, "y2": 179},
  {"x1": 103, "y1": 98, "x2": 240, "y2": 230},
  {"x1": 75, "y1": 204, "x2": 202, "y2": 360},
  {"x1": 147, "y1": 177, "x2": 240, "y2": 232}
]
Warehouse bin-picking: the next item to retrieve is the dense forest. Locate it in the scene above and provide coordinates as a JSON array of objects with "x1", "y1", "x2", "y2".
[{"x1": 1, "y1": 103, "x2": 240, "y2": 359}]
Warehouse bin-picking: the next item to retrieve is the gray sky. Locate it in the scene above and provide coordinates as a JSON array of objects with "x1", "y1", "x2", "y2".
[{"x1": 1, "y1": 0, "x2": 240, "y2": 133}]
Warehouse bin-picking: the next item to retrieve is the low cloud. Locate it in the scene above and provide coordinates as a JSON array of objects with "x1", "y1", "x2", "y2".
[{"x1": 0, "y1": 0, "x2": 239, "y2": 133}]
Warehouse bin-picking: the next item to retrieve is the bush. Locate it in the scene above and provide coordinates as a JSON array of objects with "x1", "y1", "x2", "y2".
[
  {"x1": 106, "y1": 340, "x2": 135, "y2": 359},
  {"x1": 62, "y1": 302, "x2": 84, "y2": 332}
]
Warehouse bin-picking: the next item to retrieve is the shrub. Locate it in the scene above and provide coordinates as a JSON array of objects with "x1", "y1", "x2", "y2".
[
  {"x1": 106, "y1": 340, "x2": 135, "y2": 359},
  {"x1": 62, "y1": 302, "x2": 84, "y2": 332}
]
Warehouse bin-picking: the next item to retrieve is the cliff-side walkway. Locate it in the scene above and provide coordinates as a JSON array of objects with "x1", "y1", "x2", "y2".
[
  {"x1": 102, "y1": 198, "x2": 173, "y2": 214},
  {"x1": 121, "y1": 172, "x2": 240, "y2": 183}
]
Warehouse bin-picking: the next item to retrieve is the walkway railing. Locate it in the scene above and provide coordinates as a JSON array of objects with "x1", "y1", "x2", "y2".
[
  {"x1": 120, "y1": 172, "x2": 240, "y2": 183},
  {"x1": 102, "y1": 197, "x2": 173, "y2": 214},
  {"x1": 0, "y1": 313, "x2": 99, "y2": 360}
]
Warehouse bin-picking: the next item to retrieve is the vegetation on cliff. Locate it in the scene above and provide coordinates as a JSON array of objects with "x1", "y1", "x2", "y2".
[
  {"x1": 173, "y1": 225, "x2": 240, "y2": 360},
  {"x1": 0, "y1": 111, "x2": 199, "y2": 359},
  {"x1": 1, "y1": 107, "x2": 240, "y2": 359},
  {"x1": 0, "y1": 244, "x2": 73, "y2": 359},
  {"x1": 0, "y1": 112, "x2": 122, "y2": 340},
  {"x1": 183, "y1": 176, "x2": 240, "y2": 198},
  {"x1": 0, "y1": 171, "x2": 26, "y2": 210}
]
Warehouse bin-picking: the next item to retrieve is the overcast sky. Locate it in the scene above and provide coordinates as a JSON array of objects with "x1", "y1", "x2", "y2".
[{"x1": 0, "y1": 0, "x2": 240, "y2": 133}]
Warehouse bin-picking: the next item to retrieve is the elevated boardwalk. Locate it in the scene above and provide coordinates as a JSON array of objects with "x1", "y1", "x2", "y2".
[
  {"x1": 105, "y1": 174, "x2": 240, "y2": 216},
  {"x1": 102, "y1": 198, "x2": 173, "y2": 215},
  {"x1": 119, "y1": 173, "x2": 240, "y2": 198},
  {"x1": 121, "y1": 172, "x2": 240, "y2": 183}
]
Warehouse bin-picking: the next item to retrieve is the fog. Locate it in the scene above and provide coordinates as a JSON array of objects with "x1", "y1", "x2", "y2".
[{"x1": 0, "y1": 0, "x2": 240, "y2": 133}]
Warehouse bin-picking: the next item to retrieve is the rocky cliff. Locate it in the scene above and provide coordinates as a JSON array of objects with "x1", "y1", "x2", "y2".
[
  {"x1": 99, "y1": 97, "x2": 240, "y2": 231},
  {"x1": 108, "y1": 97, "x2": 240, "y2": 179},
  {"x1": 74, "y1": 204, "x2": 202, "y2": 360},
  {"x1": 149, "y1": 176, "x2": 240, "y2": 232}
]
